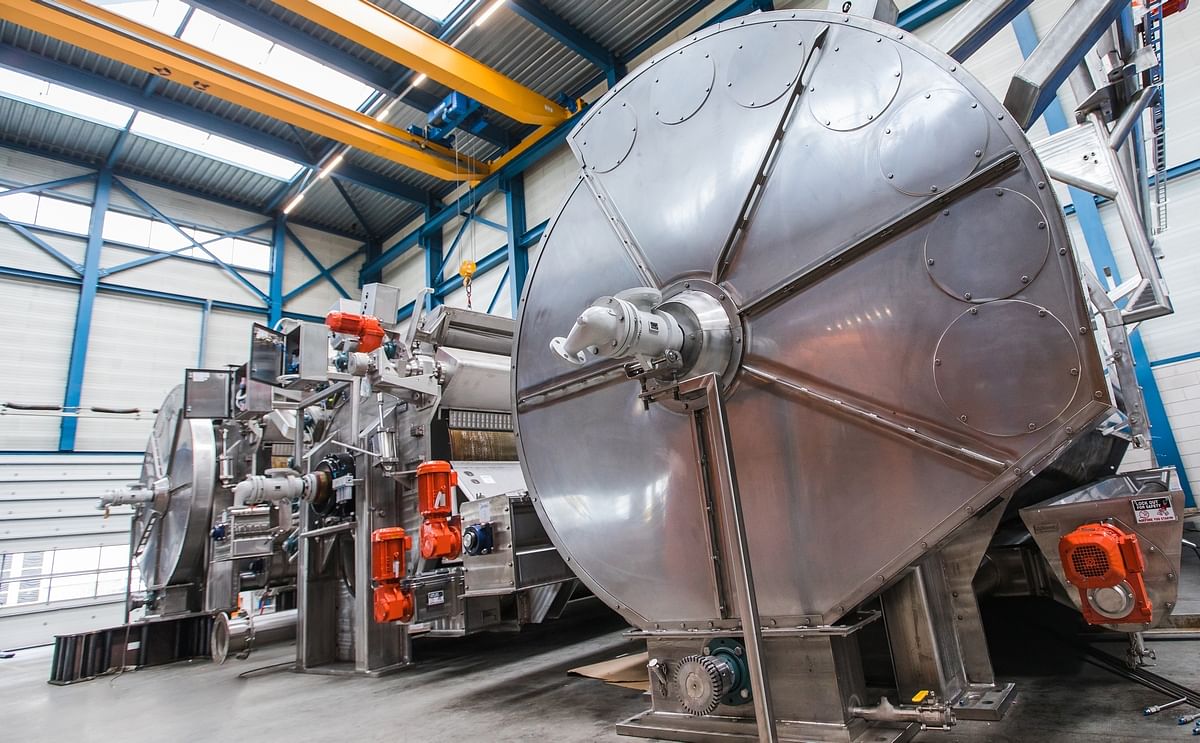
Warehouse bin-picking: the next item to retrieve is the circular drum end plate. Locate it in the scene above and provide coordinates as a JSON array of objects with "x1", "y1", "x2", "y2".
[
  {"x1": 934, "y1": 300, "x2": 1080, "y2": 437},
  {"x1": 925, "y1": 187, "x2": 1051, "y2": 302},
  {"x1": 577, "y1": 103, "x2": 638, "y2": 173},
  {"x1": 652, "y1": 48, "x2": 715, "y2": 124},
  {"x1": 809, "y1": 30, "x2": 901, "y2": 130},
  {"x1": 879, "y1": 88, "x2": 990, "y2": 196}
]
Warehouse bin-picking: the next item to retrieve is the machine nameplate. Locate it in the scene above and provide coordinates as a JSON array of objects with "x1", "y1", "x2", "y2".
[
  {"x1": 1132, "y1": 496, "x2": 1176, "y2": 523},
  {"x1": 428, "y1": 590, "x2": 445, "y2": 607}
]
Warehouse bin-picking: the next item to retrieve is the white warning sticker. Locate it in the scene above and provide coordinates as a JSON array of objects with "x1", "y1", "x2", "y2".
[
  {"x1": 428, "y1": 590, "x2": 445, "y2": 607},
  {"x1": 1132, "y1": 496, "x2": 1176, "y2": 524}
]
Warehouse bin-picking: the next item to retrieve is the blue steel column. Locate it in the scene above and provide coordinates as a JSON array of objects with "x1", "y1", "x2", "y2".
[
  {"x1": 59, "y1": 168, "x2": 112, "y2": 451},
  {"x1": 269, "y1": 214, "x2": 286, "y2": 327},
  {"x1": 361, "y1": 239, "x2": 382, "y2": 286},
  {"x1": 422, "y1": 203, "x2": 443, "y2": 312},
  {"x1": 503, "y1": 174, "x2": 528, "y2": 312},
  {"x1": 1012, "y1": 11, "x2": 1191, "y2": 502}
]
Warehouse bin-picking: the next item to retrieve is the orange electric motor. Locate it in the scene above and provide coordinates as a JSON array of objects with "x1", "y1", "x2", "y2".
[
  {"x1": 1058, "y1": 522, "x2": 1152, "y2": 625},
  {"x1": 417, "y1": 460, "x2": 462, "y2": 560},
  {"x1": 326, "y1": 311, "x2": 386, "y2": 353},
  {"x1": 371, "y1": 527, "x2": 413, "y2": 623}
]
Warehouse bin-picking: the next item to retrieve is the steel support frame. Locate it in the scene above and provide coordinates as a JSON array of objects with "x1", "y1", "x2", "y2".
[
  {"x1": 508, "y1": 0, "x2": 624, "y2": 85},
  {"x1": 0, "y1": 161, "x2": 357, "y2": 452},
  {"x1": 0, "y1": 49, "x2": 434, "y2": 210},
  {"x1": 269, "y1": 215, "x2": 287, "y2": 327},
  {"x1": 57, "y1": 168, "x2": 111, "y2": 451},
  {"x1": 273, "y1": 0, "x2": 571, "y2": 126},
  {"x1": 503, "y1": 174, "x2": 528, "y2": 312},
  {"x1": 422, "y1": 204, "x2": 444, "y2": 312},
  {"x1": 1012, "y1": 11, "x2": 1191, "y2": 503}
]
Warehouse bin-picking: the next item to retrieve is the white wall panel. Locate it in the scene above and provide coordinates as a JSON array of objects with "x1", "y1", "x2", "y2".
[
  {"x1": 108, "y1": 179, "x2": 266, "y2": 233},
  {"x1": 99, "y1": 245, "x2": 270, "y2": 307},
  {"x1": 203, "y1": 310, "x2": 257, "y2": 369},
  {"x1": 0, "y1": 279, "x2": 77, "y2": 451},
  {"x1": 282, "y1": 224, "x2": 363, "y2": 317},
  {"x1": 381, "y1": 248, "x2": 425, "y2": 305},
  {"x1": 0, "y1": 227, "x2": 84, "y2": 278},
  {"x1": 0, "y1": 150, "x2": 93, "y2": 201},
  {"x1": 524, "y1": 143, "x2": 577, "y2": 229},
  {"x1": 0, "y1": 455, "x2": 140, "y2": 552},
  {"x1": 74, "y1": 294, "x2": 201, "y2": 451}
]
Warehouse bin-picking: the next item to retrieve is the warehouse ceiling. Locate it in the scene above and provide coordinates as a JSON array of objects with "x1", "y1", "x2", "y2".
[{"x1": 0, "y1": 0, "x2": 708, "y2": 241}]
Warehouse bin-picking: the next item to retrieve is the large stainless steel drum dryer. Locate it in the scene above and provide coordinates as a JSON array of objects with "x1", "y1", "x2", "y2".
[{"x1": 513, "y1": 6, "x2": 1183, "y2": 743}]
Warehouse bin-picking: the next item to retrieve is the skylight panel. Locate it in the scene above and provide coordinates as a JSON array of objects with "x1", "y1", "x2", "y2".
[
  {"x1": 0, "y1": 67, "x2": 133, "y2": 128},
  {"x1": 129, "y1": 112, "x2": 304, "y2": 180},
  {"x1": 87, "y1": 0, "x2": 191, "y2": 35},
  {"x1": 400, "y1": 0, "x2": 463, "y2": 22},
  {"x1": 181, "y1": 10, "x2": 375, "y2": 110}
]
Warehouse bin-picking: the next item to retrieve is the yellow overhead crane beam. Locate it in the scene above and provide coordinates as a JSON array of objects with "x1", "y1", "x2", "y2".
[
  {"x1": 272, "y1": 0, "x2": 572, "y2": 127},
  {"x1": 0, "y1": 0, "x2": 490, "y2": 181}
]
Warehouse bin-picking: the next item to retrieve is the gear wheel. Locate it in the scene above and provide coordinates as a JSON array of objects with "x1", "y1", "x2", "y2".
[{"x1": 675, "y1": 654, "x2": 733, "y2": 716}]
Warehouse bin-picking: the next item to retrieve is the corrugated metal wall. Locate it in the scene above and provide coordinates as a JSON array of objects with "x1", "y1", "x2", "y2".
[{"x1": 0, "y1": 454, "x2": 139, "y2": 649}]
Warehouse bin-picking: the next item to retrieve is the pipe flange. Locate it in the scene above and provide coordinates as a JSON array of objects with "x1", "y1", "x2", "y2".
[{"x1": 645, "y1": 279, "x2": 745, "y2": 413}]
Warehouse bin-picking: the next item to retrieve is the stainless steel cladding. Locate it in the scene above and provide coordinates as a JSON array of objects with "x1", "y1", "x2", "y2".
[{"x1": 515, "y1": 7, "x2": 1107, "y2": 643}]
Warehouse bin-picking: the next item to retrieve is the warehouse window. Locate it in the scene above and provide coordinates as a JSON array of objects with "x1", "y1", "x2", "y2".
[
  {"x1": 0, "y1": 546, "x2": 138, "y2": 608},
  {"x1": 0, "y1": 188, "x2": 40, "y2": 223},
  {"x1": 401, "y1": 0, "x2": 463, "y2": 22},
  {"x1": 0, "y1": 67, "x2": 133, "y2": 129},
  {"x1": 100, "y1": 208, "x2": 273, "y2": 271},
  {"x1": 0, "y1": 189, "x2": 92, "y2": 234}
]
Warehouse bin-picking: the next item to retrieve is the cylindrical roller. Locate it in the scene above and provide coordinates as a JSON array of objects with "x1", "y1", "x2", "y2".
[{"x1": 211, "y1": 608, "x2": 297, "y2": 664}]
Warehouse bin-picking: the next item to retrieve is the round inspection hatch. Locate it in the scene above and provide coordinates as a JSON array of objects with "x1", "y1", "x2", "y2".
[
  {"x1": 577, "y1": 103, "x2": 638, "y2": 173},
  {"x1": 879, "y1": 88, "x2": 989, "y2": 196},
  {"x1": 809, "y1": 31, "x2": 901, "y2": 130},
  {"x1": 726, "y1": 23, "x2": 807, "y2": 109},
  {"x1": 651, "y1": 48, "x2": 715, "y2": 124},
  {"x1": 924, "y1": 187, "x2": 1051, "y2": 302},
  {"x1": 934, "y1": 300, "x2": 1080, "y2": 437}
]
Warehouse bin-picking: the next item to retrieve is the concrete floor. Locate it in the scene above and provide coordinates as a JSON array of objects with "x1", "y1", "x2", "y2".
[{"x1": 5, "y1": 566, "x2": 1200, "y2": 742}]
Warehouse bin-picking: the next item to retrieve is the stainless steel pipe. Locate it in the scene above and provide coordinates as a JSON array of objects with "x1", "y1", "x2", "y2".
[{"x1": 211, "y1": 608, "x2": 297, "y2": 664}]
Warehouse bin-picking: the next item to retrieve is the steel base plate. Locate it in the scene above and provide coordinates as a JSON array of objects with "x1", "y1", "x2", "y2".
[
  {"x1": 616, "y1": 710, "x2": 918, "y2": 743},
  {"x1": 953, "y1": 682, "x2": 1017, "y2": 721},
  {"x1": 295, "y1": 660, "x2": 410, "y2": 677}
]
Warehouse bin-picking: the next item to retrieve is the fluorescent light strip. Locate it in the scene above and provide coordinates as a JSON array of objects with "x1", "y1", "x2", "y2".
[{"x1": 475, "y1": 0, "x2": 506, "y2": 27}]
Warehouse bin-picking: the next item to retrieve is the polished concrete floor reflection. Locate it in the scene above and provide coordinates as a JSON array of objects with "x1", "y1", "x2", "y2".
[{"x1": 4, "y1": 572, "x2": 1200, "y2": 742}]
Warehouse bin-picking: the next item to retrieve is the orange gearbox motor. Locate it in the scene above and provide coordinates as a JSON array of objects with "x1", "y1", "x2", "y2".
[
  {"x1": 371, "y1": 527, "x2": 413, "y2": 623},
  {"x1": 1059, "y1": 522, "x2": 1152, "y2": 625},
  {"x1": 417, "y1": 460, "x2": 462, "y2": 560},
  {"x1": 326, "y1": 311, "x2": 386, "y2": 353}
]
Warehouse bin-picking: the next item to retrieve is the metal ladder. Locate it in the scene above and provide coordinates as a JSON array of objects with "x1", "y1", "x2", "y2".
[
  {"x1": 1144, "y1": 0, "x2": 1168, "y2": 233},
  {"x1": 132, "y1": 510, "x2": 160, "y2": 558}
]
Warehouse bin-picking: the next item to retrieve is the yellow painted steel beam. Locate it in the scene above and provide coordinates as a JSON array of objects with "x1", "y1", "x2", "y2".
[
  {"x1": 0, "y1": 0, "x2": 490, "y2": 181},
  {"x1": 272, "y1": 0, "x2": 571, "y2": 126}
]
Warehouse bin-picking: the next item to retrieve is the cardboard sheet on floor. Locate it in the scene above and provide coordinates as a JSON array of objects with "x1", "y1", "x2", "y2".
[{"x1": 568, "y1": 651, "x2": 650, "y2": 691}]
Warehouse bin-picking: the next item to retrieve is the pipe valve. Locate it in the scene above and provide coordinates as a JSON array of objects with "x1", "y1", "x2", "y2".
[{"x1": 550, "y1": 288, "x2": 684, "y2": 369}]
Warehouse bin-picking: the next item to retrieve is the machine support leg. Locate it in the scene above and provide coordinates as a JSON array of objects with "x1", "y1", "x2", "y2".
[{"x1": 695, "y1": 373, "x2": 779, "y2": 743}]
